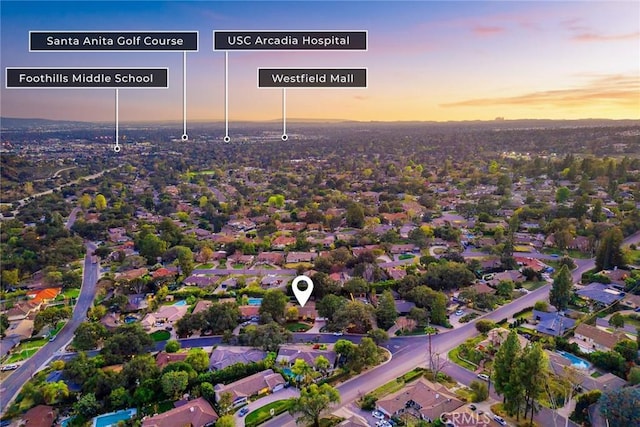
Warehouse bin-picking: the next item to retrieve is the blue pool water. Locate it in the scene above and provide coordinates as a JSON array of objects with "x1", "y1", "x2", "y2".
[
  {"x1": 173, "y1": 300, "x2": 187, "y2": 306},
  {"x1": 124, "y1": 315, "x2": 137, "y2": 324},
  {"x1": 557, "y1": 351, "x2": 591, "y2": 370},
  {"x1": 247, "y1": 298, "x2": 263, "y2": 306},
  {"x1": 93, "y1": 409, "x2": 137, "y2": 427}
]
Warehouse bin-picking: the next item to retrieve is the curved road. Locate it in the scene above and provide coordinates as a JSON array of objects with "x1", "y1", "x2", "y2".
[{"x1": 0, "y1": 242, "x2": 99, "y2": 413}]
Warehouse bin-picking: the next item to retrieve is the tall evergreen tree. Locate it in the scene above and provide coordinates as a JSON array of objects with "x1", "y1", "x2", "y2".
[
  {"x1": 549, "y1": 264, "x2": 572, "y2": 312},
  {"x1": 493, "y1": 330, "x2": 521, "y2": 403},
  {"x1": 517, "y1": 344, "x2": 548, "y2": 424},
  {"x1": 375, "y1": 290, "x2": 398, "y2": 330},
  {"x1": 595, "y1": 227, "x2": 625, "y2": 271}
]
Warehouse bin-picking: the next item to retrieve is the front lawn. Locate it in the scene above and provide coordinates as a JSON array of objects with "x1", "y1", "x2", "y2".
[
  {"x1": 522, "y1": 281, "x2": 546, "y2": 291},
  {"x1": 62, "y1": 288, "x2": 80, "y2": 299},
  {"x1": 448, "y1": 346, "x2": 477, "y2": 371},
  {"x1": 362, "y1": 368, "x2": 425, "y2": 401},
  {"x1": 6, "y1": 339, "x2": 47, "y2": 363},
  {"x1": 196, "y1": 263, "x2": 214, "y2": 269},
  {"x1": 622, "y1": 315, "x2": 640, "y2": 328},
  {"x1": 149, "y1": 330, "x2": 171, "y2": 342},
  {"x1": 245, "y1": 399, "x2": 295, "y2": 427},
  {"x1": 286, "y1": 322, "x2": 312, "y2": 332}
]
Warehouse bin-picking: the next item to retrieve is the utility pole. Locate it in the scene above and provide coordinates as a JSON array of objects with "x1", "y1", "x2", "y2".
[{"x1": 427, "y1": 314, "x2": 433, "y2": 371}]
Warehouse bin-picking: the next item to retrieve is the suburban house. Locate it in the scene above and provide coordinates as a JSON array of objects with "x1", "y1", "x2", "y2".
[
  {"x1": 238, "y1": 306, "x2": 260, "y2": 321},
  {"x1": 276, "y1": 344, "x2": 337, "y2": 370},
  {"x1": 141, "y1": 397, "x2": 219, "y2": 427},
  {"x1": 214, "y1": 369, "x2": 286, "y2": 407},
  {"x1": 394, "y1": 300, "x2": 416, "y2": 316},
  {"x1": 140, "y1": 304, "x2": 188, "y2": 330},
  {"x1": 155, "y1": 351, "x2": 189, "y2": 369},
  {"x1": 576, "y1": 283, "x2": 624, "y2": 306},
  {"x1": 621, "y1": 293, "x2": 640, "y2": 310},
  {"x1": 20, "y1": 404, "x2": 57, "y2": 427},
  {"x1": 573, "y1": 323, "x2": 628, "y2": 353},
  {"x1": 532, "y1": 310, "x2": 576, "y2": 336},
  {"x1": 376, "y1": 378, "x2": 464, "y2": 422},
  {"x1": 209, "y1": 346, "x2": 266, "y2": 370},
  {"x1": 26, "y1": 287, "x2": 62, "y2": 306},
  {"x1": 257, "y1": 251, "x2": 285, "y2": 265},
  {"x1": 286, "y1": 252, "x2": 318, "y2": 264},
  {"x1": 477, "y1": 327, "x2": 528, "y2": 351}
]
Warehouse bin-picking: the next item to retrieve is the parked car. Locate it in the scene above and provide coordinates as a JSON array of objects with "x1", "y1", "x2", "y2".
[
  {"x1": 455, "y1": 309, "x2": 464, "y2": 316},
  {"x1": 477, "y1": 373, "x2": 490, "y2": 381},
  {"x1": 238, "y1": 407, "x2": 249, "y2": 417},
  {"x1": 372, "y1": 410, "x2": 385, "y2": 420},
  {"x1": 1, "y1": 364, "x2": 19, "y2": 371},
  {"x1": 493, "y1": 415, "x2": 507, "y2": 426},
  {"x1": 469, "y1": 404, "x2": 477, "y2": 411},
  {"x1": 333, "y1": 331, "x2": 344, "y2": 336}
]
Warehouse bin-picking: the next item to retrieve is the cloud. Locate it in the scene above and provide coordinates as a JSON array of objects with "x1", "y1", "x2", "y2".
[
  {"x1": 472, "y1": 26, "x2": 504, "y2": 36},
  {"x1": 440, "y1": 75, "x2": 640, "y2": 108},
  {"x1": 572, "y1": 31, "x2": 640, "y2": 42}
]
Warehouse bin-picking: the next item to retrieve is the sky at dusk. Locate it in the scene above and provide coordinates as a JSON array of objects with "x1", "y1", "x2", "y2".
[{"x1": 1, "y1": 0, "x2": 639, "y2": 123}]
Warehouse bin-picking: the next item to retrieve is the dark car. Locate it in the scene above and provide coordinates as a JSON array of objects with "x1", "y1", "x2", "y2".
[{"x1": 238, "y1": 407, "x2": 250, "y2": 417}]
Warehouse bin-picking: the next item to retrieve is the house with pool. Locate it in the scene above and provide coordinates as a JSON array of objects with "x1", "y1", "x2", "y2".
[{"x1": 572, "y1": 323, "x2": 628, "y2": 353}]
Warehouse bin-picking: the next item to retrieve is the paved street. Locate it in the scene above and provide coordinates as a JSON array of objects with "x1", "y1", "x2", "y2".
[{"x1": 0, "y1": 242, "x2": 99, "y2": 413}]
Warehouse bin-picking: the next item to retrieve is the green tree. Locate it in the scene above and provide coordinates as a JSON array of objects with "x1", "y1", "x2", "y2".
[
  {"x1": 87, "y1": 304, "x2": 107, "y2": 321},
  {"x1": 215, "y1": 415, "x2": 236, "y2": 427},
  {"x1": 41, "y1": 381, "x2": 69, "y2": 404},
  {"x1": 101, "y1": 323, "x2": 153, "y2": 364},
  {"x1": 534, "y1": 301, "x2": 549, "y2": 312},
  {"x1": 174, "y1": 246, "x2": 195, "y2": 276},
  {"x1": 267, "y1": 194, "x2": 285, "y2": 208},
  {"x1": 0, "y1": 314, "x2": 9, "y2": 338},
  {"x1": 333, "y1": 300, "x2": 374, "y2": 334},
  {"x1": 217, "y1": 391, "x2": 234, "y2": 416},
  {"x1": 79, "y1": 193, "x2": 92, "y2": 209},
  {"x1": 314, "y1": 355, "x2": 331, "y2": 377},
  {"x1": 73, "y1": 321, "x2": 108, "y2": 351},
  {"x1": 165, "y1": 339, "x2": 181, "y2": 353},
  {"x1": 367, "y1": 329, "x2": 389, "y2": 345},
  {"x1": 609, "y1": 313, "x2": 625, "y2": 329},
  {"x1": 95, "y1": 193, "x2": 107, "y2": 211},
  {"x1": 185, "y1": 348, "x2": 210, "y2": 372},
  {"x1": 375, "y1": 290, "x2": 398, "y2": 330},
  {"x1": 289, "y1": 383, "x2": 340, "y2": 427},
  {"x1": 493, "y1": 330, "x2": 521, "y2": 403},
  {"x1": 346, "y1": 202, "x2": 365, "y2": 228},
  {"x1": 354, "y1": 337, "x2": 380, "y2": 369},
  {"x1": 291, "y1": 359, "x2": 317, "y2": 386},
  {"x1": 556, "y1": 187, "x2": 571, "y2": 203},
  {"x1": 1, "y1": 268, "x2": 19, "y2": 286},
  {"x1": 161, "y1": 370, "x2": 189, "y2": 400},
  {"x1": 317, "y1": 294, "x2": 346, "y2": 324},
  {"x1": 334, "y1": 339, "x2": 355, "y2": 360},
  {"x1": 496, "y1": 280, "x2": 514, "y2": 298},
  {"x1": 628, "y1": 366, "x2": 640, "y2": 385},
  {"x1": 595, "y1": 227, "x2": 626, "y2": 271},
  {"x1": 202, "y1": 302, "x2": 240, "y2": 334},
  {"x1": 517, "y1": 343, "x2": 548, "y2": 423},
  {"x1": 109, "y1": 387, "x2": 130, "y2": 409},
  {"x1": 138, "y1": 233, "x2": 167, "y2": 264},
  {"x1": 470, "y1": 380, "x2": 489, "y2": 402},
  {"x1": 613, "y1": 340, "x2": 638, "y2": 362},
  {"x1": 598, "y1": 388, "x2": 640, "y2": 425},
  {"x1": 245, "y1": 322, "x2": 292, "y2": 352},
  {"x1": 259, "y1": 289, "x2": 288, "y2": 324},
  {"x1": 73, "y1": 392, "x2": 101, "y2": 418},
  {"x1": 475, "y1": 319, "x2": 497, "y2": 334},
  {"x1": 549, "y1": 264, "x2": 572, "y2": 312}
]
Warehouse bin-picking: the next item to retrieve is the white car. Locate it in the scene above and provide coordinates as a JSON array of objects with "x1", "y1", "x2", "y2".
[
  {"x1": 1, "y1": 364, "x2": 18, "y2": 371},
  {"x1": 333, "y1": 331, "x2": 344, "y2": 336},
  {"x1": 372, "y1": 410, "x2": 384, "y2": 420},
  {"x1": 477, "y1": 373, "x2": 490, "y2": 381},
  {"x1": 455, "y1": 309, "x2": 464, "y2": 316},
  {"x1": 493, "y1": 415, "x2": 507, "y2": 426}
]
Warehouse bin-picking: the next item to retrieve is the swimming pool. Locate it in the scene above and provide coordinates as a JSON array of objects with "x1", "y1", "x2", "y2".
[
  {"x1": 557, "y1": 350, "x2": 591, "y2": 370},
  {"x1": 247, "y1": 298, "x2": 263, "y2": 306},
  {"x1": 124, "y1": 315, "x2": 138, "y2": 324},
  {"x1": 92, "y1": 408, "x2": 137, "y2": 427},
  {"x1": 173, "y1": 300, "x2": 187, "y2": 306}
]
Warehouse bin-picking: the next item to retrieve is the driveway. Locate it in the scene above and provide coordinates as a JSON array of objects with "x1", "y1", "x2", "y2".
[{"x1": 234, "y1": 387, "x2": 299, "y2": 426}]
